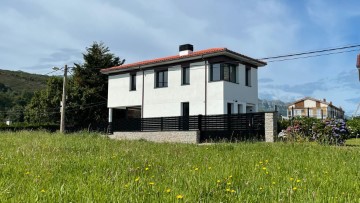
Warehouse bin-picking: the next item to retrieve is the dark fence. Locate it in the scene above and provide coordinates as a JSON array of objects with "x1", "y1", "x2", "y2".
[{"x1": 113, "y1": 113, "x2": 266, "y2": 141}]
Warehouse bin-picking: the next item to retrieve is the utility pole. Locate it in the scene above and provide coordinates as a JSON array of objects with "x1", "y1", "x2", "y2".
[{"x1": 60, "y1": 65, "x2": 68, "y2": 133}]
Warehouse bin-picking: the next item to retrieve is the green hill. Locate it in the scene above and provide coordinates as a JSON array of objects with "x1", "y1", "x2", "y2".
[
  {"x1": 0, "y1": 69, "x2": 51, "y2": 122},
  {"x1": 0, "y1": 69, "x2": 49, "y2": 92}
]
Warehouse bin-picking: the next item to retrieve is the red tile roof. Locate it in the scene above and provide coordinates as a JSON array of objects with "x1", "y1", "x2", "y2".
[
  {"x1": 101, "y1": 47, "x2": 266, "y2": 74},
  {"x1": 357, "y1": 54, "x2": 360, "y2": 68}
]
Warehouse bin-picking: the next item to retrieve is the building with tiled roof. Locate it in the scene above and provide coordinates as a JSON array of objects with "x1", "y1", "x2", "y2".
[
  {"x1": 287, "y1": 97, "x2": 344, "y2": 119},
  {"x1": 101, "y1": 44, "x2": 267, "y2": 125}
]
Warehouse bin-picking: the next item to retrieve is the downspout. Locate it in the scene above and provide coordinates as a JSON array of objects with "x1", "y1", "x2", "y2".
[
  {"x1": 140, "y1": 66, "x2": 144, "y2": 118},
  {"x1": 201, "y1": 55, "x2": 207, "y2": 116}
]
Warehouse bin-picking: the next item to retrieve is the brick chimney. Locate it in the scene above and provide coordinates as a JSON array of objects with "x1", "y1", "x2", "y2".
[{"x1": 179, "y1": 44, "x2": 193, "y2": 56}]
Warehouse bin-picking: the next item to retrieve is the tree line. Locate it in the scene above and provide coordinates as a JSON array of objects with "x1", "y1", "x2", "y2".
[{"x1": 2, "y1": 42, "x2": 124, "y2": 131}]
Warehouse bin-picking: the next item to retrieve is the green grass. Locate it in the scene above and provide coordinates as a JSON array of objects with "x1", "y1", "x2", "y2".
[
  {"x1": 346, "y1": 138, "x2": 360, "y2": 146},
  {"x1": 0, "y1": 131, "x2": 360, "y2": 202}
]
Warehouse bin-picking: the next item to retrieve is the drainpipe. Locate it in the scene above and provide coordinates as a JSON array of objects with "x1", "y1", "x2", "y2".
[
  {"x1": 140, "y1": 66, "x2": 144, "y2": 118},
  {"x1": 201, "y1": 55, "x2": 207, "y2": 116}
]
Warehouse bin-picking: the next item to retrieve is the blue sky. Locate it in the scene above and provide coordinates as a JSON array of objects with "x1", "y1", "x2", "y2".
[{"x1": 1, "y1": 0, "x2": 360, "y2": 115}]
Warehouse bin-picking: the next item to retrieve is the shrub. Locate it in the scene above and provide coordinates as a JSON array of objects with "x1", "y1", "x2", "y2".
[
  {"x1": 346, "y1": 118, "x2": 360, "y2": 138},
  {"x1": 280, "y1": 117, "x2": 349, "y2": 145}
]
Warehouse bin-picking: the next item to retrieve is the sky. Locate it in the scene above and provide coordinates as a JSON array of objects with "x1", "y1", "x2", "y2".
[{"x1": 1, "y1": 0, "x2": 360, "y2": 115}]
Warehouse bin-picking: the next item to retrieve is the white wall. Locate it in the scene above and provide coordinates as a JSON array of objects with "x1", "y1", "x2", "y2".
[
  {"x1": 108, "y1": 72, "x2": 142, "y2": 108},
  {"x1": 107, "y1": 61, "x2": 259, "y2": 118},
  {"x1": 304, "y1": 99, "x2": 316, "y2": 108}
]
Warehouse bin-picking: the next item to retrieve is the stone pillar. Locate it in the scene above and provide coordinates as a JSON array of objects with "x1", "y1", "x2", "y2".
[
  {"x1": 265, "y1": 112, "x2": 277, "y2": 142},
  {"x1": 108, "y1": 108, "x2": 113, "y2": 134}
]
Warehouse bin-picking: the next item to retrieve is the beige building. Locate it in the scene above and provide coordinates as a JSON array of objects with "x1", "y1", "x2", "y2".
[{"x1": 287, "y1": 97, "x2": 344, "y2": 119}]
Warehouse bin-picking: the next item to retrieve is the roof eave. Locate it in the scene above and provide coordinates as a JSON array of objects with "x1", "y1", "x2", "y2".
[{"x1": 101, "y1": 50, "x2": 266, "y2": 75}]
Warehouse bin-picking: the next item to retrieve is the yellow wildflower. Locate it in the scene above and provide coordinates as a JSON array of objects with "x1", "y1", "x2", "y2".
[
  {"x1": 194, "y1": 168, "x2": 199, "y2": 171},
  {"x1": 293, "y1": 187, "x2": 297, "y2": 191},
  {"x1": 262, "y1": 167, "x2": 266, "y2": 170},
  {"x1": 216, "y1": 180, "x2": 221, "y2": 183},
  {"x1": 149, "y1": 182, "x2": 155, "y2": 185},
  {"x1": 176, "y1": 194, "x2": 183, "y2": 199},
  {"x1": 296, "y1": 179, "x2": 301, "y2": 183},
  {"x1": 135, "y1": 177, "x2": 140, "y2": 182},
  {"x1": 226, "y1": 188, "x2": 231, "y2": 192},
  {"x1": 227, "y1": 182, "x2": 231, "y2": 185},
  {"x1": 166, "y1": 189, "x2": 171, "y2": 193},
  {"x1": 290, "y1": 177, "x2": 294, "y2": 181},
  {"x1": 145, "y1": 167, "x2": 149, "y2": 171},
  {"x1": 41, "y1": 189, "x2": 45, "y2": 193},
  {"x1": 229, "y1": 175, "x2": 232, "y2": 178},
  {"x1": 25, "y1": 171, "x2": 30, "y2": 175},
  {"x1": 231, "y1": 189, "x2": 235, "y2": 193},
  {"x1": 272, "y1": 181, "x2": 276, "y2": 185},
  {"x1": 208, "y1": 167, "x2": 212, "y2": 170}
]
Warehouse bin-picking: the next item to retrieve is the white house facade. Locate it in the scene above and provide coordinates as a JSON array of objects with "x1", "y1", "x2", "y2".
[{"x1": 101, "y1": 44, "x2": 267, "y2": 123}]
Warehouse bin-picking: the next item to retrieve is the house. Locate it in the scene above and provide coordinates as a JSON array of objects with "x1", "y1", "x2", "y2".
[
  {"x1": 100, "y1": 44, "x2": 267, "y2": 124},
  {"x1": 287, "y1": 97, "x2": 345, "y2": 119}
]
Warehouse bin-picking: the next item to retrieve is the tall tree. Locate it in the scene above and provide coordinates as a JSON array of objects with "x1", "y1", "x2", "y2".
[{"x1": 68, "y1": 42, "x2": 124, "y2": 130}]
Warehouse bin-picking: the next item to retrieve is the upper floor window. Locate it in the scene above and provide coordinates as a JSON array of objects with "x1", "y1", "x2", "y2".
[
  {"x1": 130, "y1": 73, "x2": 136, "y2": 91},
  {"x1": 245, "y1": 66, "x2": 251, "y2": 86},
  {"x1": 210, "y1": 63, "x2": 237, "y2": 83},
  {"x1": 182, "y1": 66, "x2": 190, "y2": 85},
  {"x1": 155, "y1": 69, "x2": 168, "y2": 88}
]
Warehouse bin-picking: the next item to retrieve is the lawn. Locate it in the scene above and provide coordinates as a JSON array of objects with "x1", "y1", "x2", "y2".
[{"x1": 0, "y1": 131, "x2": 359, "y2": 202}]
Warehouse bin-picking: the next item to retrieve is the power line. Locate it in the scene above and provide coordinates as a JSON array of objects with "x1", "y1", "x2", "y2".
[
  {"x1": 259, "y1": 44, "x2": 360, "y2": 60},
  {"x1": 266, "y1": 49, "x2": 360, "y2": 63}
]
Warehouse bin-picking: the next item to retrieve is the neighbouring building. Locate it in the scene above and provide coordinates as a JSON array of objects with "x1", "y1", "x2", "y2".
[
  {"x1": 287, "y1": 97, "x2": 345, "y2": 119},
  {"x1": 100, "y1": 44, "x2": 267, "y2": 122}
]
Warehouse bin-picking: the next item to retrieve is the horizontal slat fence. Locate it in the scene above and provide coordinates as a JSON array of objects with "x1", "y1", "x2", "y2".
[{"x1": 113, "y1": 113, "x2": 266, "y2": 141}]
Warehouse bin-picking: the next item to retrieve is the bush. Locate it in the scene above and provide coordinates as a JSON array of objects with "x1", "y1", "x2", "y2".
[
  {"x1": 279, "y1": 117, "x2": 349, "y2": 145},
  {"x1": 346, "y1": 118, "x2": 360, "y2": 138},
  {"x1": 0, "y1": 123, "x2": 59, "y2": 132}
]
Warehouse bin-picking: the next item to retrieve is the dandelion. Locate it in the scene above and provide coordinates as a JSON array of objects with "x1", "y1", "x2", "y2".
[
  {"x1": 259, "y1": 161, "x2": 263, "y2": 164},
  {"x1": 145, "y1": 167, "x2": 149, "y2": 171},
  {"x1": 135, "y1": 177, "x2": 140, "y2": 182},
  {"x1": 296, "y1": 179, "x2": 301, "y2": 183},
  {"x1": 290, "y1": 177, "x2": 294, "y2": 181},
  {"x1": 25, "y1": 171, "x2": 30, "y2": 175},
  {"x1": 124, "y1": 184, "x2": 129, "y2": 188},
  {"x1": 293, "y1": 187, "x2": 297, "y2": 191},
  {"x1": 41, "y1": 189, "x2": 45, "y2": 193},
  {"x1": 217, "y1": 180, "x2": 221, "y2": 183},
  {"x1": 208, "y1": 167, "x2": 212, "y2": 170},
  {"x1": 262, "y1": 167, "x2": 266, "y2": 170},
  {"x1": 226, "y1": 188, "x2": 231, "y2": 192},
  {"x1": 194, "y1": 168, "x2": 199, "y2": 171},
  {"x1": 231, "y1": 189, "x2": 236, "y2": 193},
  {"x1": 265, "y1": 171, "x2": 269, "y2": 175},
  {"x1": 165, "y1": 189, "x2": 171, "y2": 193},
  {"x1": 176, "y1": 194, "x2": 183, "y2": 199},
  {"x1": 227, "y1": 182, "x2": 231, "y2": 185},
  {"x1": 265, "y1": 160, "x2": 269, "y2": 163},
  {"x1": 272, "y1": 181, "x2": 276, "y2": 185},
  {"x1": 149, "y1": 182, "x2": 155, "y2": 185},
  {"x1": 228, "y1": 175, "x2": 232, "y2": 179},
  {"x1": 259, "y1": 187, "x2": 263, "y2": 190}
]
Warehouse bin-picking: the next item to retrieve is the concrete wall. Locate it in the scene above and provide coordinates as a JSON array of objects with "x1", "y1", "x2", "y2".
[
  {"x1": 107, "y1": 61, "x2": 259, "y2": 118},
  {"x1": 110, "y1": 131, "x2": 200, "y2": 144}
]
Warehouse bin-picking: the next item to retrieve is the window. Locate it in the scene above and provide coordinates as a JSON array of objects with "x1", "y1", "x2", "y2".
[
  {"x1": 182, "y1": 66, "x2": 190, "y2": 85},
  {"x1": 210, "y1": 63, "x2": 237, "y2": 83},
  {"x1": 227, "y1": 103, "x2": 233, "y2": 115},
  {"x1": 155, "y1": 70, "x2": 168, "y2": 88},
  {"x1": 182, "y1": 102, "x2": 189, "y2": 117},
  {"x1": 245, "y1": 66, "x2": 251, "y2": 86},
  {"x1": 130, "y1": 73, "x2": 136, "y2": 91}
]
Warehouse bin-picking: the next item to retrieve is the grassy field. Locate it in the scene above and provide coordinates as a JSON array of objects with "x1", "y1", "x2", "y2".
[{"x1": 0, "y1": 131, "x2": 360, "y2": 202}]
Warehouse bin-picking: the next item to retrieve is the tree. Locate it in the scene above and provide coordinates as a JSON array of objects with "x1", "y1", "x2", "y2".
[
  {"x1": 24, "y1": 77, "x2": 63, "y2": 124},
  {"x1": 67, "y1": 42, "x2": 124, "y2": 130}
]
